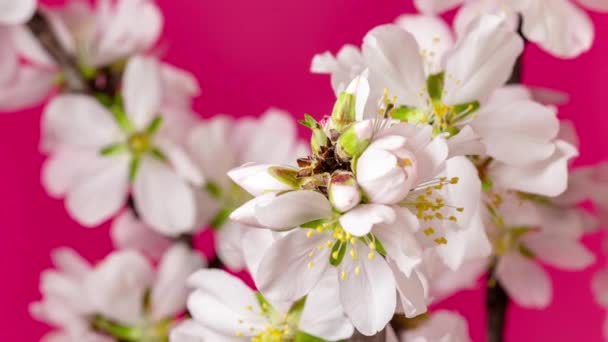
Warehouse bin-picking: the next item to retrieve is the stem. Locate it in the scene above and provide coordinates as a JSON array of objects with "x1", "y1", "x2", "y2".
[
  {"x1": 348, "y1": 330, "x2": 387, "y2": 342},
  {"x1": 486, "y1": 262, "x2": 509, "y2": 342},
  {"x1": 26, "y1": 11, "x2": 90, "y2": 93}
]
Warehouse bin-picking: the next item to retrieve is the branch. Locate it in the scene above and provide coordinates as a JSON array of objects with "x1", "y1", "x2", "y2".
[
  {"x1": 348, "y1": 330, "x2": 387, "y2": 342},
  {"x1": 26, "y1": 11, "x2": 90, "y2": 93},
  {"x1": 486, "y1": 262, "x2": 509, "y2": 342}
]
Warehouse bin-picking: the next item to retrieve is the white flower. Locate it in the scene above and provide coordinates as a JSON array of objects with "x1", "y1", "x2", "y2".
[
  {"x1": 186, "y1": 109, "x2": 306, "y2": 271},
  {"x1": 228, "y1": 116, "x2": 487, "y2": 335},
  {"x1": 414, "y1": 0, "x2": 608, "y2": 58},
  {"x1": 592, "y1": 268, "x2": 608, "y2": 340},
  {"x1": 399, "y1": 310, "x2": 472, "y2": 342},
  {"x1": 110, "y1": 209, "x2": 172, "y2": 260},
  {"x1": 483, "y1": 190, "x2": 595, "y2": 308},
  {"x1": 0, "y1": 0, "x2": 166, "y2": 112},
  {"x1": 0, "y1": 0, "x2": 36, "y2": 25},
  {"x1": 170, "y1": 269, "x2": 354, "y2": 342},
  {"x1": 311, "y1": 44, "x2": 365, "y2": 95},
  {"x1": 32, "y1": 244, "x2": 204, "y2": 341},
  {"x1": 42, "y1": 56, "x2": 203, "y2": 234}
]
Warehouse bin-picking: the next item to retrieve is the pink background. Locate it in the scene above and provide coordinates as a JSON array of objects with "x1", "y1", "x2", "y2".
[{"x1": 1, "y1": 0, "x2": 607, "y2": 341}]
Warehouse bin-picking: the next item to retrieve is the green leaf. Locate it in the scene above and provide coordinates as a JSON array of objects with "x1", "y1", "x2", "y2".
[
  {"x1": 427, "y1": 72, "x2": 445, "y2": 100},
  {"x1": 295, "y1": 331, "x2": 329, "y2": 342},
  {"x1": 329, "y1": 240, "x2": 347, "y2": 267}
]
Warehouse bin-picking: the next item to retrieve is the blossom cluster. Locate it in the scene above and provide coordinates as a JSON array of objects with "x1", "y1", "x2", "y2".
[{"x1": 2, "y1": 0, "x2": 608, "y2": 341}]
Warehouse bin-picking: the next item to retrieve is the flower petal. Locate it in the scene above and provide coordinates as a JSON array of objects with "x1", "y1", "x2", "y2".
[
  {"x1": 66, "y1": 155, "x2": 130, "y2": 227},
  {"x1": 443, "y1": 15, "x2": 524, "y2": 105},
  {"x1": 388, "y1": 261, "x2": 428, "y2": 318},
  {"x1": 340, "y1": 204, "x2": 396, "y2": 237},
  {"x1": 495, "y1": 252, "x2": 552, "y2": 309},
  {"x1": 43, "y1": 94, "x2": 121, "y2": 148},
  {"x1": 187, "y1": 269, "x2": 266, "y2": 336},
  {"x1": 123, "y1": 56, "x2": 161, "y2": 128},
  {"x1": 523, "y1": 233, "x2": 594, "y2": 271},
  {"x1": 156, "y1": 139, "x2": 205, "y2": 186},
  {"x1": 363, "y1": 24, "x2": 429, "y2": 108},
  {"x1": 0, "y1": 0, "x2": 36, "y2": 25},
  {"x1": 255, "y1": 190, "x2": 333, "y2": 230},
  {"x1": 339, "y1": 244, "x2": 396, "y2": 336},
  {"x1": 228, "y1": 163, "x2": 296, "y2": 196},
  {"x1": 151, "y1": 243, "x2": 205, "y2": 320},
  {"x1": 110, "y1": 209, "x2": 172, "y2": 260},
  {"x1": 255, "y1": 229, "x2": 330, "y2": 302},
  {"x1": 413, "y1": 0, "x2": 464, "y2": 14},
  {"x1": 133, "y1": 157, "x2": 197, "y2": 236}
]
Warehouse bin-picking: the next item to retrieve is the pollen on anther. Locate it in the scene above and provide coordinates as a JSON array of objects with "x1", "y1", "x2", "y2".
[
  {"x1": 306, "y1": 230, "x2": 315, "y2": 238},
  {"x1": 434, "y1": 237, "x2": 448, "y2": 245},
  {"x1": 355, "y1": 267, "x2": 361, "y2": 276},
  {"x1": 368, "y1": 242, "x2": 376, "y2": 250},
  {"x1": 368, "y1": 252, "x2": 375, "y2": 260},
  {"x1": 423, "y1": 227, "x2": 435, "y2": 236},
  {"x1": 307, "y1": 261, "x2": 314, "y2": 269},
  {"x1": 450, "y1": 177, "x2": 460, "y2": 184},
  {"x1": 349, "y1": 249, "x2": 358, "y2": 260},
  {"x1": 456, "y1": 207, "x2": 464, "y2": 212},
  {"x1": 236, "y1": 331, "x2": 243, "y2": 337},
  {"x1": 332, "y1": 251, "x2": 339, "y2": 259},
  {"x1": 341, "y1": 271, "x2": 347, "y2": 280},
  {"x1": 245, "y1": 305, "x2": 253, "y2": 311}
]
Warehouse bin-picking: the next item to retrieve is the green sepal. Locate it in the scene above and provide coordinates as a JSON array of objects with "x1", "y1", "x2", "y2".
[
  {"x1": 331, "y1": 92, "x2": 356, "y2": 131},
  {"x1": 288, "y1": 296, "x2": 308, "y2": 323},
  {"x1": 255, "y1": 292, "x2": 274, "y2": 315},
  {"x1": 393, "y1": 106, "x2": 428, "y2": 124},
  {"x1": 452, "y1": 101, "x2": 480, "y2": 118},
  {"x1": 204, "y1": 182, "x2": 223, "y2": 200},
  {"x1": 519, "y1": 243, "x2": 536, "y2": 259},
  {"x1": 150, "y1": 148, "x2": 167, "y2": 161},
  {"x1": 299, "y1": 114, "x2": 328, "y2": 154},
  {"x1": 301, "y1": 219, "x2": 330, "y2": 229},
  {"x1": 146, "y1": 116, "x2": 164, "y2": 135},
  {"x1": 129, "y1": 157, "x2": 141, "y2": 182},
  {"x1": 210, "y1": 207, "x2": 232, "y2": 230},
  {"x1": 329, "y1": 240, "x2": 347, "y2": 267},
  {"x1": 337, "y1": 125, "x2": 369, "y2": 159},
  {"x1": 295, "y1": 331, "x2": 329, "y2": 342},
  {"x1": 427, "y1": 72, "x2": 445, "y2": 100},
  {"x1": 299, "y1": 114, "x2": 318, "y2": 129},
  {"x1": 110, "y1": 104, "x2": 135, "y2": 133},
  {"x1": 100, "y1": 143, "x2": 128, "y2": 156},
  {"x1": 268, "y1": 166, "x2": 301, "y2": 189},
  {"x1": 92, "y1": 315, "x2": 141, "y2": 341},
  {"x1": 481, "y1": 177, "x2": 493, "y2": 192},
  {"x1": 361, "y1": 234, "x2": 387, "y2": 258},
  {"x1": 510, "y1": 226, "x2": 532, "y2": 240},
  {"x1": 80, "y1": 65, "x2": 97, "y2": 80}
]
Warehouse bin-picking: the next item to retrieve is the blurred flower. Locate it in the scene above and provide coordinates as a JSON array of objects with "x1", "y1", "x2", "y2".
[
  {"x1": 42, "y1": 56, "x2": 204, "y2": 234},
  {"x1": 171, "y1": 269, "x2": 354, "y2": 342},
  {"x1": 0, "y1": 0, "x2": 36, "y2": 25},
  {"x1": 414, "y1": 0, "x2": 608, "y2": 58},
  {"x1": 186, "y1": 109, "x2": 306, "y2": 271},
  {"x1": 397, "y1": 310, "x2": 472, "y2": 342},
  {"x1": 0, "y1": 0, "x2": 162, "y2": 111},
  {"x1": 32, "y1": 244, "x2": 204, "y2": 341},
  {"x1": 110, "y1": 209, "x2": 172, "y2": 261}
]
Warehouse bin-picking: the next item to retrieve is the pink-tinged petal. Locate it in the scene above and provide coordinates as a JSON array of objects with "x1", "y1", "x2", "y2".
[
  {"x1": 415, "y1": 136, "x2": 449, "y2": 183},
  {"x1": 523, "y1": 233, "x2": 594, "y2": 271},
  {"x1": 441, "y1": 156, "x2": 481, "y2": 229},
  {"x1": 43, "y1": 94, "x2": 121, "y2": 148},
  {"x1": 215, "y1": 221, "x2": 247, "y2": 271},
  {"x1": 453, "y1": 0, "x2": 519, "y2": 38},
  {"x1": 495, "y1": 252, "x2": 552, "y2": 309},
  {"x1": 84, "y1": 250, "x2": 155, "y2": 325},
  {"x1": 110, "y1": 209, "x2": 172, "y2": 260},
  {"x1": 299, "y1": 273, "x2": 354, "y2": 341},
  {"x1": 531, "y1": 87, "x2": 570, "y2": 106},
  {"x1": 133, "y1": 157, "x2": 197, "y2": 236},
  {"x1": 311, "y1": 44, "x2": 365, "y2": 94},
  {"x1": 228, "y1": 163, "x2": 296, "y2": 196},
  {"x1": 0, "y1": 67, "x2": 55, "y2": 112},
  {"x1": 10, "y1": 25, "x2": 55, "y2": 67},
  {"x1": 241, "y1": 229, "x2": 276, "y2": 276},
  {"x1": 229, "y1": 193, "x2": 276, "y2": 228},
  {"x1": 66, "y1": 155, "x2": 130, "y2": 227},
  {"x1": 579, "y1": 0, "x2": 608, "y2": 11},
  {"x1": 255, "y1": 190, "x2": 332, "y2": 230},
  {"x1": 472, "y1": 99, "x2": 559, "y2": 166},
  {"x1": 490, "y1": 140, "x2": 578, "y2": 197},
  {"x1": 374, "y1": 207, "x2": 422, "y2": 276},
  {"x1": 443, "y1": 15, "x2": 524, "y2": 105},
  {"x1": 339, "y1": 244, "x2": 396, "y2": 336},
  {"x1": 388, "y1": 261, "x2": 428, "y2": 318},
  {"x1": 520, "y1": 0, "x2": 593, "y2": 58},
  {"x1": 50, "y1": 247, "x2": 91, "y2": 278},
  {"x1": 160, "y1": 63, "x2": 201, "y2": 110},
  {"x1": 363, "y1": 24, "x2": 429, "y2": 109},
  {"x1": 0, "y1": 0, "x2": 36, "y2": 25},
  {"x1": 187, "y1": 269, "x2": 266, "y2": 336},
  {"x1": 171, "y1": 319, "x2": 239, "y2": 342},
  {"x1": 447, "y1": 126, "x2": 485, "y2": 158},
  {"x1": 592, "y1": 269, "x2": 608, "y2": 308},
  {"x1": 94, "y1": 0, "x2": 162, "y2": 65},
  {"x1": 41, "y1": 146, "x2": 97, "y2": 198},
  {"x1": 395, "y1": 14, "x2": 454, "y2": 73},
  {"x1": 151, "y1": 243, "x2": 205, "y2": 320},
  {"x1": 239, "y1": 109, "x2": 298, "y2": 164},
  {"x1": 436, "y1": 210, "x2": 491, "y2": 271},
  {"x1": 188, "y1": 116, "x2": 237, "y2": 185},
  {"x1": 123, "y1": 56, "x2": 161, "y2": 128},
  {"x1": 340, "y1": 204, "x2": 396, "y2": 237},
  {"x1": 0, "y1": 28, "x2": 18, "y2": 85},
  {"x1": 402, "y1": 310, "x2": 472, "y2": 341},
  {"x1": 256, "y1": 229, "x2": 330, "y2": 302},
  {"x1": 413, "y1": 0, "x2": 464, "y2": 14},
  {"x1": 156, "y1": 139, "x2": 205, "y2": 186}
]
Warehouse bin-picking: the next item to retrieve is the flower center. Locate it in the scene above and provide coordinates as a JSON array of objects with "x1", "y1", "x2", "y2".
[{"x1": 128, "y1": 132, "x2": 152, "y2": 156}]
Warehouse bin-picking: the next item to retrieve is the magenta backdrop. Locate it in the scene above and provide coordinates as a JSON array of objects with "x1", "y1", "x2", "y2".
[{"x1": 1, "y1": 1, "x2": 608, "y2": 341}]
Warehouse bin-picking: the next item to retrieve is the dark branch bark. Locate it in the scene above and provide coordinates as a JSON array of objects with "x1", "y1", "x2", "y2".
[
  {"x1": 26, "y1": 11, "x2": 90, "y2": 93},
  {"x1": 486, "y1": 262, "x2": 509, "y2": 342},
  {"x1": 348, "y1": 330, "x2": 387, "y2": 342}
]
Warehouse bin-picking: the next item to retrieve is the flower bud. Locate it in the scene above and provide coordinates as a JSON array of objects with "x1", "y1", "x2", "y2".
[
  {"x1": 330, "y1": 92, "x2": 356, "y2": 131},
  {"x1": 356, "y1": 136, "x2": 418, "y2": 204},
  {"x1": 228, "y1": 164, "x2": 299, "y2": 196},
  {"x1": 336, "y1": 120, "x2": 374, "y2": 159},
  {"x1": 329, "y1": 171, "x2": 362, "y2": 212}
]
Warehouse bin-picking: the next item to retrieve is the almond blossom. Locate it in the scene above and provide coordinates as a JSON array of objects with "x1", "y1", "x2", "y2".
[
  {"x1": 0, "y1": 0, "x2": 36, "y2": 25},
  {"x1": 1, "y1": 0, "x2": 162, "y2": 111},
  {"x1": 31, "y1": 244, "x2": 204, "y2": 342},
  {"x1": 41, "y1": 56, "x2": 204, "y2": 234},
  {"x1": 414, "y1": 0, "x2": 608, "y2": 58},
  {"x1": 185, "y1": 109, "x2": 307, "y2": 271},
  {"x1": 171, "y1": 269, "x2": 354, "y2": 342},
  {"x1": 397, "y1": 310, "x2": 472, "y2": 342}
]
